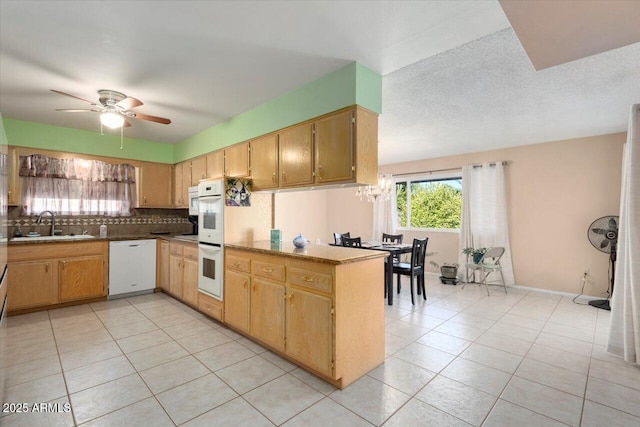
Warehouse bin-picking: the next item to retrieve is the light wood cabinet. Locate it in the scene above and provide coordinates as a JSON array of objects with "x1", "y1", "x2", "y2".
[
  {"x1": 223, "y1": 247, "x2": 384, "y2": 389},
  {"x1": 191, "y1": 156, "x2": 207, "y2": 185},
  {"x1": 139, "y1": 162, "x2": 173, "y2": 208},
  {"x1": 279, "y1": 123, "x2": 314, "y2": 187},
  {"x1": 251, "y1": 278, "x2": 285, "y2": 352},
  {"x1": 249, "y1": 134, "x2": 278, "y2": 190},
  {"x1": 7, "y1": 260, "x2": 57, "y2": 310},
  {"x1": 7, "y1": 241, "x2": 108, "y2": 313},
  {"x1": 173, "y1": 161, "x2": 191, "y2": 208},
  {"x1": 59, "y1": 256, "x2": 105, "y2": 302},
  {"x1": 224, "y1": 141, "x2": 250, "y2": 178},
  {"x1": 198, "y1": 290, "x2": 223, "y2": 322},
  {"x1": 314, "y1": 109, "x2": 354, "y2": 183},
  {"x1": 205, "y1": 150, "x2": 224, "y2": 180},
  {"x1": 285, "y1": 286, "x2": 333, "y2": 376},
  {"x1": 158, "y1": 240, "x2": 170, "y2": 291},
  {"x1": 168, "y1": 243, "x2": 184, "y2": 298},
  {"x1": 166, "y1": 241, "x2": 199, "y2": 307},
  {"x1": 224, "y1": 269, "x2": 250, "y2": 333},
  {"x1": 182, "y1": 256, "x2": 198, "y2": 306}
]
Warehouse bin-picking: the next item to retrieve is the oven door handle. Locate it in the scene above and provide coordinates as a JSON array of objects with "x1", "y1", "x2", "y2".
[{"x1": 199, "y1": 243, "x2": 222, "y2": 251}]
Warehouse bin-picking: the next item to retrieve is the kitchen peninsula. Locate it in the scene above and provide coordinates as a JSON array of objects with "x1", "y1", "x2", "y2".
[{"x1": 224, "y1": 241, "x2": 388, "y2": 388}]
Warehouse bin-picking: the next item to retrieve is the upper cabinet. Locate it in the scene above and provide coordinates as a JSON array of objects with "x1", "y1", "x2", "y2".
[
  {"x1": 225, "y1": 142, "x2": 250, "y2": 178},
  {"x1": 138, "y1": 162, "x2": 172, "y2": 208},
  {"x1": 171, "y1": 105, "x2": 377, "y2": 195},
  {"x1": 315, "y1": 109, "x2": 354, "y2": 183},
  {"x1": 249, "y1": 134, "x2": 278, "y2": 190},
  {"x1": 206, "y1": 150, "x2": 224, "y2": 180},
  {"x1": 250, "y1": 106, "x2": 377, "y2": 191},
  {"x1": 173, "y1": 161, "x2": 191, "y2": 208},
  {"x1": 278, "y1": 123, "x2": 314, "y2": 188},
  {"x1": 190, "y1": 156, "x2": 207, "y2": 186}
]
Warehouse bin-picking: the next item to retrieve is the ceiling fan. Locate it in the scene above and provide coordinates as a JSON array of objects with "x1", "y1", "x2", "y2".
[{"x1": 51, "y1": 89, "x2": 171, "y2": 129}]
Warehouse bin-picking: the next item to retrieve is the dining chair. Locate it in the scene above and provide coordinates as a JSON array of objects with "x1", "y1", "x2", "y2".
[
  {"x1": 333, "y1": 232, "x2": 350, "y2": 246},
  {"x1": 341, "y1": 236, "x2": 362, "y2": 247},
  {"x1": 463, "y1": 247, "x2": 506, "y2": 296},
  {"x1": 382, "y1": 233, "x2": 404, "y2": 264},
  {"x1": 393, "y1": 237, "x2": 428, "y2": 305}
]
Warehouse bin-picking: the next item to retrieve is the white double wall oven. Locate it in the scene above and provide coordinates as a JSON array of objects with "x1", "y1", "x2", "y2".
[{"x1": 197, "y1": 180, "x2": 224, "y2": 300}]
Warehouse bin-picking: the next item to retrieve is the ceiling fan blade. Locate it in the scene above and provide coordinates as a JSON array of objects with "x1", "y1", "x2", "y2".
[
  {"x1": 591, "y1": 228, "x2": 608, "y2": 234},
  {"x1": 116, "y1": 97, "x2": 143, "y2": 110},
  {"x1": 55, "y1": 109, "x2": 101, "y2": 112},
  {"x1": 123, "y1": 118, "x2": 132, "y2": 128},
  {"x1": 50, "y1": 89, "x2": 98, "y2": 106},
  {"x1": 600, "y1": 239, "x2": 609, "y2": 249},
  {"x1": 133, "y1": 112, "x2": 171, "y2": 125}
]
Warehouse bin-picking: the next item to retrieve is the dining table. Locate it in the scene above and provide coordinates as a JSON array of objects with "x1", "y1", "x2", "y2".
[{"x1": 330, "y1": 242, "x2": 413, "y2": 305}]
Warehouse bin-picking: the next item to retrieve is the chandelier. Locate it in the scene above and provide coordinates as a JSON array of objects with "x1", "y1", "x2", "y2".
[{"x1": 356, "y1": 174, "x2": 393, "y2": 202}]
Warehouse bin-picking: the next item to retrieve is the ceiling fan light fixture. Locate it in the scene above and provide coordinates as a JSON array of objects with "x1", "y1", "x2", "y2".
[{"x1": 100, "y1": 111, "x2": 125, "y2": 129}]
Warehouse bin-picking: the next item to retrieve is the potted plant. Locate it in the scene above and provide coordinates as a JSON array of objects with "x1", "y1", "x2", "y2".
[{"x1": 462, "y1": 247, "x2": 487, "y2": 264}]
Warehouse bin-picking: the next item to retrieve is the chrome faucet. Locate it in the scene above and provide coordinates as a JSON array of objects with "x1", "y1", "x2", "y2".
[{"x1": 36, "y1": 210, "x2": 57, "y2": 236}]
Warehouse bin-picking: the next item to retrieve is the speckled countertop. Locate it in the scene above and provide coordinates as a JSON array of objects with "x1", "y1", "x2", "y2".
[
  {"x1": 7, "y1": 234, "x2": 199, "y2": 245},
  {"x1": 225, "y1": 241, "x2": 388, "y2": 265}
]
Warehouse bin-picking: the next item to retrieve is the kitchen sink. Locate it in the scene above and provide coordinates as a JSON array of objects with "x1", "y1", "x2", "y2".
[{"x1": 11, "y1": 235, "x2": 96, "y2": 242}]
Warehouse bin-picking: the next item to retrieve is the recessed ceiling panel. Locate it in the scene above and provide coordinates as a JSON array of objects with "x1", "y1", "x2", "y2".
[{"x1": 499, "y1": 0, "x2": 640, "y2": 70}]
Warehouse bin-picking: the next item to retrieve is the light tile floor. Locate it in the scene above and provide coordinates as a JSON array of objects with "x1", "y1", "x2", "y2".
[{"x1": 1, "y1": 277, "x2": 639, "y2": 426}]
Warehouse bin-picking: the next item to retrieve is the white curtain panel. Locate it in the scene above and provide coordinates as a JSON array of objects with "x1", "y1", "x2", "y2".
[
  {"x1": 458, "y1": 163, "x2": 515, "y2": 285},
  {"x1": 607, "y1": 104, "x2": 640, "y2": 365},
  {"x1": 372, "y1": 174, "x2": 398, "y2": 241}
]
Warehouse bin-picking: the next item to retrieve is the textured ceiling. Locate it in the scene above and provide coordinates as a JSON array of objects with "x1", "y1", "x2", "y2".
[
  {"x1": 1, "y1": 1, "x2": 637, "y2": 165},
  {"x1": 378, "y1": 29, "x2": 640, "y2": 165},
  {"x1": 0, "y1": 1, "x2": 508, "y2": 144}
]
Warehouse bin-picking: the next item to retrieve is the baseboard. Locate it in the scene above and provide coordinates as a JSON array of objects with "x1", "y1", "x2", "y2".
[
  {"x1": 507, "y1": 284, "x2": 602, "y2": 301},
  {"x1": 426, "y1": 271, "x2": 602, "y2": 301}
]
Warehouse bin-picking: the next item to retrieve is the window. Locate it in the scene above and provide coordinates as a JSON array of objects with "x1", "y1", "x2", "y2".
[
  {"x1": 19, "y1": 154, "x2": 137, "y2": 217},
  {"x1": 396, "y1": 174, "x2": 462, "y2": 230}
]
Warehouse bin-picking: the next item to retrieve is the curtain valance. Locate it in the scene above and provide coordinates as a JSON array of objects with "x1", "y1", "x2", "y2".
[{"x1": 19, "y1": 154, "x2": 136, "y2": 183}]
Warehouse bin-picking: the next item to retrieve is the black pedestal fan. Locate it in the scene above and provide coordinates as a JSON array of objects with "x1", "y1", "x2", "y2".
[{"x1": 587, "y1": 216, "x2": 619, "y2": 311}]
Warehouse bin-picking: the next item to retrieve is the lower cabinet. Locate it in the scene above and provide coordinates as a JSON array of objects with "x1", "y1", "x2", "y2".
[
  {"x1": 224, "y1": 269, "x2": 250, "y2": 333},
  {"x1": 285, "y1": 286, "x2": 333, "y2": 376},
  {"x1": 223, "y1": 248, "x2": 384, "y2": 389},
  {"x1": 7, "y1": 260, "x2": 57, "y2": 310},
  {"x1": 7, "y1": 241, "x2": 108, "y2": 313},
  {"x1": 167, "y1": 241, "x2": 198, "y2": 306},
  {"x1": 58, "y1": 256, "x2": 105, "y2": 302},
  {"x1": 251, "y1": 278, "x2": 285, "y2": 352}
]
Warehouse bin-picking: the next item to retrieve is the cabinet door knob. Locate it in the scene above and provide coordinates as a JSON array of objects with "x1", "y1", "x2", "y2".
[
  {"x1": 45, "y1": 263, "x2": 49, "y2": 273},
  {"x1": 288, "y1": 291, "x2": 294, "y2": 304},
  {"x1": 318, "y1": 165, "x2": 323, "y2": 180},
  {"x1": 243, "y1": 280, "x2": 248, "y2": 289},
  {"x1": 143, "y1": 196, "x2": 147, "y2": 204},
  {"x1": 272, "y1": 173, "x2": 276, "y2": 183},
  {"x1": 282, "y1": 171, "x2": 286, "y2": 182},
  {"x1": 262, "y1": 267, "x2": 273, "y2": 273}
]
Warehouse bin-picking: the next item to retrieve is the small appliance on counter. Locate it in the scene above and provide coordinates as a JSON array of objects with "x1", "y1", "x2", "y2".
[{"x1": 182, "y1": 215, "x2": 198, "y2": 236}]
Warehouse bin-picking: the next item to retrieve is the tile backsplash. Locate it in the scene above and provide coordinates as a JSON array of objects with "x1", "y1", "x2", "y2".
[{"x1": 7, "y1": 207, "x2": 192, "y2": 237}]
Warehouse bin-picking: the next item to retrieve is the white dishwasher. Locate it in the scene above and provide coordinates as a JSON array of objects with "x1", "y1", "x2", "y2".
[{"x1": 109, "y1": 240, "x2": 157, "y2": 298}]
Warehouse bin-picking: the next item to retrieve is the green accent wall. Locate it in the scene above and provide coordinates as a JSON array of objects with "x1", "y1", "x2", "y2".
[
  {"x1": 355, "y1": 63, "x2": 383, "y2": 114},
  {"x1": 3, "y1": 118, "x2": 174, "y2": 163},
  {"x1": 175, "y1": 62, "x2": 382, "y2": 162}
]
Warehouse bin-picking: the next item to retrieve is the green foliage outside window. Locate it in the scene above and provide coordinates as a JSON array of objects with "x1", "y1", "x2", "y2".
[{"x1": 396, "y1": 179, "x2": 461, "y2": 229}]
